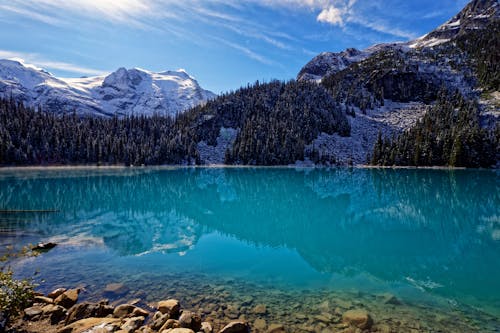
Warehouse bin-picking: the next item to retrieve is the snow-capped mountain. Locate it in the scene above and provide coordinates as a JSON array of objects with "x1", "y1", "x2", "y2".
[
  {"x1": 0, "y1": 59, "x2": 215, "y2": 117},
  {"x1": 298, "y1": 0, "x2": 499, "y2": 82}
]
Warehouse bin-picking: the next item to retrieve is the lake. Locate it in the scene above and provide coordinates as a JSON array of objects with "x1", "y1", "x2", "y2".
[{"x1": 0, "y1": 167, "x2": 499, "y2": 332}]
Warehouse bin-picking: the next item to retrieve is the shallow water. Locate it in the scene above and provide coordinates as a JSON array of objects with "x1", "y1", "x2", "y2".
[{"x1": 0, "y1": 167, "x2": 499, "y2": 332}]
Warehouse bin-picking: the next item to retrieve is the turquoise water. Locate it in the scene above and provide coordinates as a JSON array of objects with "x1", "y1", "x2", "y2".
[{"x1": 0, "y1": 167, "x2": 499, "y2": 331}]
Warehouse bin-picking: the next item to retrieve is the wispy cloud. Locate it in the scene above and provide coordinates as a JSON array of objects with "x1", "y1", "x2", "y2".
[
  {"x1": 0, "y1": 50, "x2": 108, "y2": 76},
  {"x1": 210, "y1": 37, "x2": 273, "y2": 65}
]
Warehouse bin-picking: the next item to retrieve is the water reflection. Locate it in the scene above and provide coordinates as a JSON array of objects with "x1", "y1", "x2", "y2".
[{"x1": 0, "y1": 167, "x2": 499, "y2": 306}]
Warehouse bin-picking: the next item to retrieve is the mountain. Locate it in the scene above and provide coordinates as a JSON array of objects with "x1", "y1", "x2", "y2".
[
  {"x1": 0, "y1": 59, "x2": 215, "y2": 117},
  {"x1": 296, "y1": 0, "x2": 499, "y2": 166}
]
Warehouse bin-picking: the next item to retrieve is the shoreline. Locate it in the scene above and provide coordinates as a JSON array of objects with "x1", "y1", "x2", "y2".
[{"x1": 0, "y1": 164, "x2": 476, "y2": 171}]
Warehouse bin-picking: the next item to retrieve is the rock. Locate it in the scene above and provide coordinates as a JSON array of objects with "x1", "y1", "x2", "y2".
[
  {"x1": 254, "y1": 318, "x2": 267, "y2": 330},
  {"x1": 120, "y1": 316, "x2": 145, "y2": 332},
  {"x1": 104, "y1": 283, "x2": 129, "y2": 296},
  {"x1": 41, "y1": 304, "x2": 67, "y2": 324},
  {"x1": 200, "y1": 321, "x2": 213, "y2": 333},
  {"x1": 34, "y1": 295, "x2": 54, "y2": 304},
  {"x1": 66, "y1": 302, "x2": 114, "y2": 324},
  {"x1": 132, "y1": 306, "x2": 149, "y2": 317},
  {"x1": 219, "y1": 321, "x2": 250, "y2": 333},
  {"x1": 24, "y1": 306, "x2": 43, "y2": 318},
  {"x1": 55, "y1": 289, "x2": 79, "y2": 309},
  {"x1": 161, "y1": 329, "x2": 195, "y2": 333},
  {"x1": 267, "y1": 324, "x2": 285, "y2": 333},
  {"x1": 33, "y1": 242, "x2": 57, "y2": 251},
  {"x1": 342, "y1": 309, "x2": 373, "y2": 329},
  {"x1": 57, "y1": 317, "x2": 121, "y2": 333},
  {"x1": 48, "y1": 288, "x2": 67, "y2": 299},
  {"x1": 253, "y1": 304, "x2": 267, "y2": 315},
  {"x1": 384, "y1": 295, "x2": 402, "y2": 306},
  {"x1": 158, "y1": 299, "x2": 181, "y2": 318},
  {"x1": 151, "y1": 311, "x2": 170, "y2": 330},
  {"x1": 159, "y1": 319, "x2": 181, "y2": 331},
  {"x1": 113, "y1": 304, "x2": 137, "y2": 318},
  {"x1": 178, "y1": 311, "x2": 202, "y2": 331},
  {"x1": 137, "y1": 326, "x2": 155, "y2": 333}
]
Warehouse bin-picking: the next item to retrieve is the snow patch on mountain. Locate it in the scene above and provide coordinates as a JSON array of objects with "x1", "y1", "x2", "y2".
[
  {"x1": 0, "y1": 59, "x2": 215, "y2": 117},
  {"x1": 301, "y1": 101, "x2": 428, "y2": 165},
  {"x1": 197, "y1": 127, "x2": 238, "y2": 164}
]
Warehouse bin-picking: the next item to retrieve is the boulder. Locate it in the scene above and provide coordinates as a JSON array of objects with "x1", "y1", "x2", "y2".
[
  {"x1": 342, "y1": 309, "x2": 373, "y2": 329},
  {"x1": 161, "y1": 328, "x2": 195, "y2": 333},
  {"x1": 54, "y1": 289, "x2": 79, "y2": 309},
  {"x1": 178, "y1": 311, "x2": 201, "y2": 331},
  {"x1": 57, "y1": 317, "x2": 121, "y2": 333},
  {"x1": 48, "y1": 288, "x2": 67, "y2": 299},
  {"x1": 219, "y1": 321, "x2": 250, "y2": 333},
  {"x1": 159, "y1": 319, "x2": 181, "y2": 331},
  {"x1": 41, "y1": 304, "x2": 67, "y2": 324},
  {"x1": 120, "y1": 316, "x2": 145, "y2": 332},
  {"x1": 113, "y1": 304, "x2": 139, "y2": 318},
  {"x1": 24, "y1": 306, "x2": 43, "y2": 319},
  {"x1": 66, "y1": 301, "x2": 114, "y2": 324},
  {"x1": 158, "y1": 299, "x2": 180, "y2": 318},
  {"x1": 34, "y1": 295, "x2": 54, "y2": 304},
  {"x1": 151, "y1": 311, "x2": 170, "y2": 330}
]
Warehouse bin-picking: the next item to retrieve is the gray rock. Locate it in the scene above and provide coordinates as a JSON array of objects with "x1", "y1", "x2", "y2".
[{"x1": 24, "y1": 306, "x2": 43, "y2": 318}]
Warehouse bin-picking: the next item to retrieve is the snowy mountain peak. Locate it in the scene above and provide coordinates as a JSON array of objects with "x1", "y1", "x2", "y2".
[
  {"x1": 298, "y1": 0, "x2": 499, "y2": 81},
  {"x1": 0, "y1": 60, "x2": 215, "y2": 117},
  {"x1": 409, "y1": 0, "x2": 499, "y2": 48}
]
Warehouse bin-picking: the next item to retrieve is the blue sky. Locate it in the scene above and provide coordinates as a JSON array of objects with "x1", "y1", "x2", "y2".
[{"x1": 0, "y1": 0, "x2": 469, "y2": 93}]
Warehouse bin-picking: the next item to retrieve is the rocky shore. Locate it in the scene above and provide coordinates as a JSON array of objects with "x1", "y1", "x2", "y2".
[
  {"x1": 5, "y1": 286, "x2": 377, "y2": 333},
  {"x1": 5, "y1": 280, "x2": 498, "y2": 333}
]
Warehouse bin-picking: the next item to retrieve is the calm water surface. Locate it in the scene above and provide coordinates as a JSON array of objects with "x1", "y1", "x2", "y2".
[{"x1": 0, "y1": 167, "x2": 499, "y2": 331}]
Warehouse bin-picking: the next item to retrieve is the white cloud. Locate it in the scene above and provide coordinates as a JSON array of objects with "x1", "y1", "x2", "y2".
[
  {"x1": 317, "y1": 6, "x2": 344, "y2": 25},
  {"x1": 210, "y1": 37, "x2": 273, "y2": 65},
  {"x1": 0, "y1": 50, "x2": 107, "y2": 76}
]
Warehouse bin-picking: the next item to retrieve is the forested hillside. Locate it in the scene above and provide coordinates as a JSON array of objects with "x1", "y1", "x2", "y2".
[{"x1": 0, "y1": 80, "x2": 350, "y2": 166}]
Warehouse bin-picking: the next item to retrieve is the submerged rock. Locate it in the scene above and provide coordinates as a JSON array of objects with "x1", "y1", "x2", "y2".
[
  {"x1": 219, "y1": 321, "x2": 250, "y2": 333},
  {"x1": 267, "y1": 324, "x2": 286, "y2": 333},
  {"x1": 104, "y1": 282, "x2": 129, "y2": 296},
  {"x1": 342, "y1": 309, "x2": 373, "y2": 329}
]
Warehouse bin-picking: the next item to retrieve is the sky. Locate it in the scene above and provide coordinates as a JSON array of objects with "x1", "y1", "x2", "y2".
[{"x1": 0, "y1": 0, "x2": 469, "y2": 94}]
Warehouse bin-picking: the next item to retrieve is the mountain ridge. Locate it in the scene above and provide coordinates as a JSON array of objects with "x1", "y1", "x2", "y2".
[{"x1": 0, "y1": 59, "x2": 215, "y2": 117}]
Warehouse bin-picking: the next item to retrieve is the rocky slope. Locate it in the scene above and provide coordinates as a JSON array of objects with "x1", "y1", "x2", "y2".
[
  {"x1": 297, "y1": 0, "x2": 499, "y2": 166},
  {"x1": 0, "y1": 60, "x2": 215, "y2": 117}
]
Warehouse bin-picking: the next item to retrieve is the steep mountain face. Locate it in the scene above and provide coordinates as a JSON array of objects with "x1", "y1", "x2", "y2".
[
  {"x1": 297, "y1": 0, "x2": 499, "y2": 166},
  {"x1": 0, "y1": 60, "x2": 215, "y2": 117}
]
